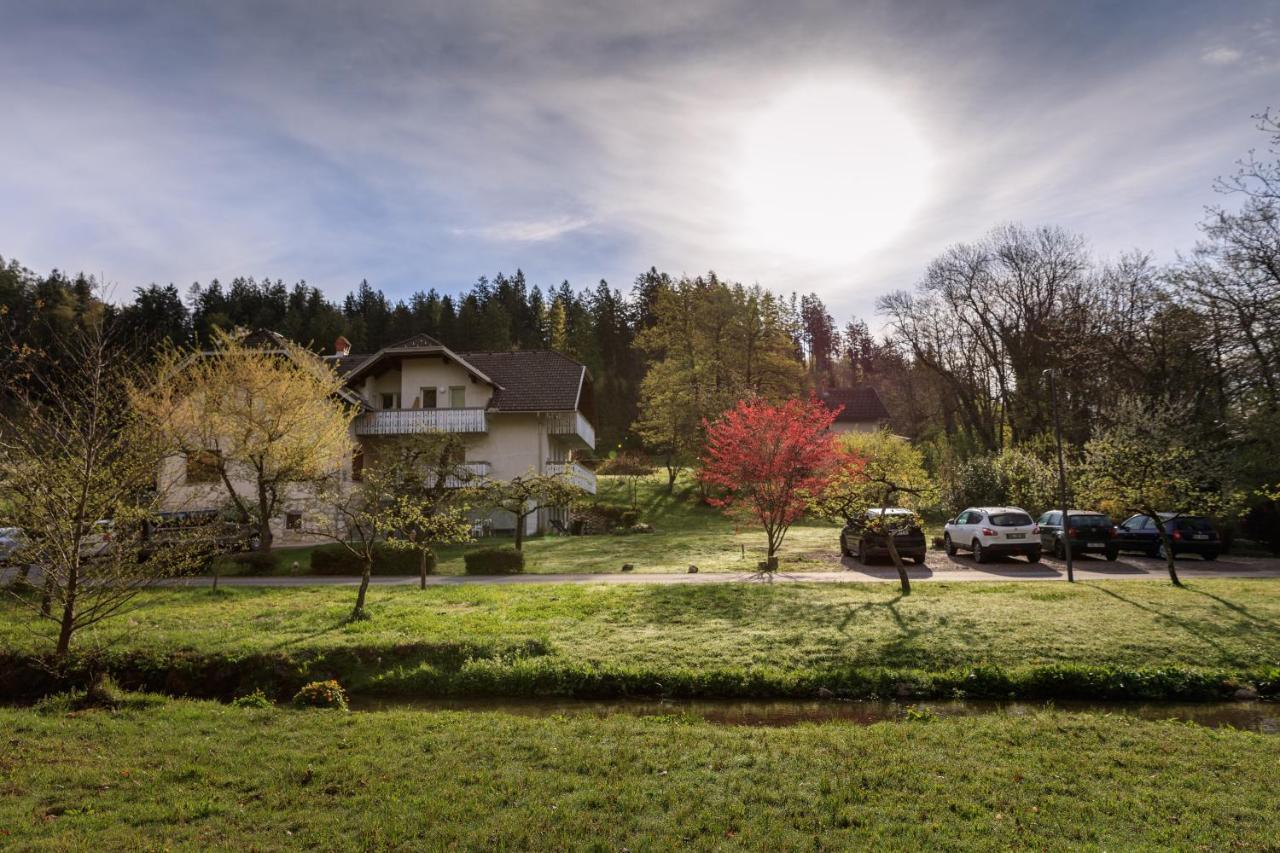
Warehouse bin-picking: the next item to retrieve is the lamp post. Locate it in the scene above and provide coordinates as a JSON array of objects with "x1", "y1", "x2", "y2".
[{"x1": 1044, "y1": 368, "x2": 1074, "y2": 582}]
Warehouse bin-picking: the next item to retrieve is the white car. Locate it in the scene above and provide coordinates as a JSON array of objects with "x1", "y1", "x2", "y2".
[{"x1": 943, "y1": 506, "x2": 1042, "y2": 564}]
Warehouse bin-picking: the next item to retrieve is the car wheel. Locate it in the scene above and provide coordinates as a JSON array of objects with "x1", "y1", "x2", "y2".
[
  {"x1": 1104, "y1": 548, "x2": 1118, "y2": 561},
  {"x1": 1026, "y1": 549, "x2": 1041, "y2": 564},
  {"x1": 1202, "y1": 552, "x2": 1218, "y2": 562},
  {"x1": 973, "y1": 540, "x2": 989, "y2": 564},
  {"x1": 1053, "y1": 538, "x2": 1064, "y2": 560},
  {"x1": 912, "y1": 555, "x2": 927, "y2": 565},
  {"x1": 858, "y1": 540, "x2": 871, "y2": 565},
  {"x1": 944, "y1": 534, "x2": 957, "y2": 556},
  {"x1": 840, "y1": 534, "x2": 853, "y2": 558}
]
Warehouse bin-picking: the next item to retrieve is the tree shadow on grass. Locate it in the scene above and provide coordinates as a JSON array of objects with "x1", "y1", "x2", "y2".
[
  {"x1": 1081, "y1": 583, "x2": 1239, "y2": 658},
  {"x1": 1182, "y1": 584, "x2": 1280, "y2": 633}
]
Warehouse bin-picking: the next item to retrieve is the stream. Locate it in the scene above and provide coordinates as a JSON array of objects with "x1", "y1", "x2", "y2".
[{"x1": 346, "y1": 696, "x2": 1279, "y2": 733}]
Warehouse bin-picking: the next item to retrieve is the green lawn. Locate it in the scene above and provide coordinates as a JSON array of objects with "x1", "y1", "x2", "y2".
[
  {"x1": 3, "y1": 698, "x2": 1276, "y2": 849},
  {"x1": 217, "y1": 472, "x2": 853, "y2": 576},
  {"x1": 4, "y1": 580, "x2": 1278, "y2": 700}
]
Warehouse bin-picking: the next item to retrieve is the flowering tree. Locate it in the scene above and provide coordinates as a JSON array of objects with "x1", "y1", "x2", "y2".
[
  {"x1": 816, "y1": 431, "x2": 933, "y2": 594},
  {"x1": 700, "y1": 397, "x2": 839, "y2": 570}
]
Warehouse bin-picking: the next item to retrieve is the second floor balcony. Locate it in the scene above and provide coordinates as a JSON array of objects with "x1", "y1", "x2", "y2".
[
  {"x1": 546, "y1": 410, "x2": 595, "y2": 450},
  {"x1": 546, "y1": 459, "x2": 596, "y2": 493},
  {"x1": 353, "y1": 407, "x2": 488, "y2": 436}
]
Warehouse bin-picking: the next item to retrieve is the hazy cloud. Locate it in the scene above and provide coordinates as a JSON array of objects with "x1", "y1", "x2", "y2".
[{"x1": 1, "y1": 0, "x2": 1278, "y2": 321}]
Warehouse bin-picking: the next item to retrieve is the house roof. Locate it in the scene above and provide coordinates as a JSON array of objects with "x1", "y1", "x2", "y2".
[
  {"x1": 456, "y1": 350, "x2": 587, "y2": 412},
  {"x1": 340, "y1": 335, "x2": 502, "y2": 389},
  {"x1": 820, "y1": 385, "x2": 890, "y2": 422}
]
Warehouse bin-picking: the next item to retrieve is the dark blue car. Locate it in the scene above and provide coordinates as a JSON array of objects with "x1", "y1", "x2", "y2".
[{"x1": 1114, "y1": 513, "x2": 1220, "y2": 561}]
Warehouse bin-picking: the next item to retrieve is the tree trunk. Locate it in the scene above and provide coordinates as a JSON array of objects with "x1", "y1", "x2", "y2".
[
  {"x1": 40, "y1": 573, "x2": 54, "y2": 617},
  {"x1": 666, "y1": 461, "x2": 677, "y2": 493},
  {"x1": 352, "y1": 557, "x2": 372, "y2": 619},
  {"x1": 419, "y1": 548, "x2": 436, "y2": 589},
  {"x1": 883, "y1": 497, "x2": 911, "y2": 597},
  {"x1": 514, "y1": 511, "x2": 526, "y2": 551},
  {"x1": 256, "y1": 479, "x2": 274, "y2": 552},
  {"x1": 1156, "y1": 524, "x2": 1182, "y2": 587},
  {"x1": 56, "y1": 574, "x2": 77, "y2": 658}
]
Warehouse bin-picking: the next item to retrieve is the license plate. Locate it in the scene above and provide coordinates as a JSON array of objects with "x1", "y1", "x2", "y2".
[
  {"x1": 1193, "y1": 534, "x2": 1209, "y2": 540},
  {"x1": 1087, "y1": 542, "x2": 1106, "y2": 549},
  {"x1": 1006, "y1": 533, "x2": 1025, "y2": 540}
]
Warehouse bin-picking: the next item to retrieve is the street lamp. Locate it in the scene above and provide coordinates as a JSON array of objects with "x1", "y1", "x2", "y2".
[{"x1": 1044, "y1": 368, "x2": 1074, "y2": 583}]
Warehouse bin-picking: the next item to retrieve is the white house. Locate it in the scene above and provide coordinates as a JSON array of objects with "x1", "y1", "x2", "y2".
[{"x1": 160, "y1": 330, "x2": 598, "y2": 543}]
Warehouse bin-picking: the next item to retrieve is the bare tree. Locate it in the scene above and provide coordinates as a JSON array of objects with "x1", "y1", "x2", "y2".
[{"x1": 0, "y1": 313, "x2": 205, "y2": 672}]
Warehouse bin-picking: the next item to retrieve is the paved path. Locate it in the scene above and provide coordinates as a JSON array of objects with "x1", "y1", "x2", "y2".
[{"x1": 152, "y1": 551, "x2": 1280, "y2": 587}]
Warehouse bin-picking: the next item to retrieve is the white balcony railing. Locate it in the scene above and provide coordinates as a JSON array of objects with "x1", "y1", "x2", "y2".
[
  {"x1": 546, "y1": 460, "x2": 597, "y2": 494},
  {"x1": 546, "y1": 411, "x2": 595, "y2": 449},
  {"x1": 354, "y1": 408, "x2": 488, "y2": 436}
]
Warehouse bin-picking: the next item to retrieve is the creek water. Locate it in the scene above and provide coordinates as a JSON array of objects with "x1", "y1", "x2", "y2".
[{"x1": 347, "y1": 696, "x2": 1279, "y2": 733}]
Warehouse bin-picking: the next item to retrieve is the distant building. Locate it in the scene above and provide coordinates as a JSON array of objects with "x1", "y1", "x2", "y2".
[{"x1": 819, "y1": 385, "x2": 890, "y2": 434}]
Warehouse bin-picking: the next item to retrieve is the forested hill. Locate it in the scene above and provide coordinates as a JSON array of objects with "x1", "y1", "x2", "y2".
[{"x1": 0, "y1": 260, "x2": 877, "y2": 449}]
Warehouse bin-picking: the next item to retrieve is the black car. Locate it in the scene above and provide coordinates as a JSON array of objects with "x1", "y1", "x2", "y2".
[
  {"x1": 841, "y1": 509, "x2": 928, "y2": 565},
  {"x1": 1036, "y1": 510, "x2": 1118, "y2": 560},
  {"x1": 1114, "y1": 513, "x2": 1220, "y2": 561}
]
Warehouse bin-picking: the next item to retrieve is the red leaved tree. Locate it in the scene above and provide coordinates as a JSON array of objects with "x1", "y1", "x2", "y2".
[{"x1": 701, "y1": 396, "x2": 843, "y2": 570}]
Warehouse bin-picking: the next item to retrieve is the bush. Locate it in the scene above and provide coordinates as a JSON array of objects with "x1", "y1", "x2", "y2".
[
  {"x1": 620, "y1": 510, "x2": 639, "y2": 527},
  {"x1": 232, "y1": 689, "x2": 273, "y2": 708},
  {"x1": 229, "y1": 551, "x2": 280, "y2": 573},
  {"x1": 310, "y1": 544, "x2": 419, "y2": 575},
  {"x1": 463, "y1": 546, "x2": 525, "y2": 575},
  {"x1": 292, "y1": 680, "x2": 348, "y2": 710}
]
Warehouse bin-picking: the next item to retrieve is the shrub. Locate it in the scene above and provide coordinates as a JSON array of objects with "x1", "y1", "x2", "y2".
[
  {"x1": 232, "y1": 689, "x2": 273, "y2": 708},
  {"x1": 620, "y1": 510, "x2": 639, "y2": 527},
  {"x1": 229, "y1": 551, "x2": 280, "y2": 573},
  {"x1": 310, "y1": 543, "x2": 418, "y2": 576},
  {"x1": 463, "y1": 546, "x2": 525, "y2": 575},
  {"x1": 292, "y1": 680, "x2": 348, "y2": 710}
]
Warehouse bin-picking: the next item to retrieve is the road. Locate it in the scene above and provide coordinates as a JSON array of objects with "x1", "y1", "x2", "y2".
[{"x1": 139, "y1": 550, "x2": 1280, "y2": 587}]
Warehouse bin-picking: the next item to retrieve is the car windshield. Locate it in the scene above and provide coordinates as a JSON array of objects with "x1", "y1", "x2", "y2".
[
  {"x1": 988, "y1": 512, "x2": 1032, "y2": 526},
  {"x1": 1068, "y1": 515, "x2": 1111, "y2": 528}
]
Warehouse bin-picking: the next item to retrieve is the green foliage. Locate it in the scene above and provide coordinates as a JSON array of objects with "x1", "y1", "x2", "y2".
[
  {"x1": 463, "y1": 547, "x2": 526, "y2": 575},
  {"x1": 231, "y1": 689, "x2": 273, "y2": 708},
  {"x1": 229, "y1": 551, "x2": 281, "y2": 573},
  {"x1": 292, "y1": 680, "x2": 348, "y2": 710},
  {"x1": 818, "y1": 430, "x2": 935, "y2": 522},
  {"x1": 940, "y1": 446, "x2": 1058, "y2": 513}
]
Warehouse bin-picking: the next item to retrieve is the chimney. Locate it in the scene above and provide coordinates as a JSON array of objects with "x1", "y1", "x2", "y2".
[{"x1": 334, "y1": 335, "x2": 352, "y2": 357}]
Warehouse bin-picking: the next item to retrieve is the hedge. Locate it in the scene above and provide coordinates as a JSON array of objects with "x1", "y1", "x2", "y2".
[
  {"x1": 463, "y1": 546, "x2": 525, "y2": 575},
  {"x1": 310, "y1": 544, "x2": 419, "y2": 576}
]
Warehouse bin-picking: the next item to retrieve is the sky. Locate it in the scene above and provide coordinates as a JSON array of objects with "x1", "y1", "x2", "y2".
[{"x1": 1, "y1": 0, "x2": 1278, "y2": 321}]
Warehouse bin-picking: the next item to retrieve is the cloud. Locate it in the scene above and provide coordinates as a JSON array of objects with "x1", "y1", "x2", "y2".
[
  {"x1": 454, "y1": 216, "x2": 593, "y2": 243},
  {"x1": 0, "y1": 0, "x2": 1278, "y2": 324},
  {"x1": 1201, "y1": 46, "x2": 1244, "y2": 65}
]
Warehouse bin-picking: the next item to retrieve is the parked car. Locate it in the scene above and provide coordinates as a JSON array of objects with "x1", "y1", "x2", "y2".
[
  {"x1": 1036, "y1": 510, "x2": 1118, "y2": 560},
  {"x1": 840, "y1": 508, "x2": 928, "y2": 565},
  {"x1": 1114, "y1": 513, "x2": 1220, "y2": 561},
  {"x1": 79, "y1": 519, "x2": 115, "y2": 558},
  {"x1": 0, "y1": 527, "x2": 28, "y2": 564},
  {"x1": 944, "y1": 507, "x2": 1041, "y2": 563}
]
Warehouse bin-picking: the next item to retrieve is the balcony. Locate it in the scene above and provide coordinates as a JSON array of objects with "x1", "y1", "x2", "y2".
[
  {"x1": 354, "y1": 408, "x2": 487, "y2": 436},
  {"x1": 546, "y1": 459, "x2": 597, "y2": 493},
  {"x1": 546, "y1": 410, "x2": 595, "y2": 450}
]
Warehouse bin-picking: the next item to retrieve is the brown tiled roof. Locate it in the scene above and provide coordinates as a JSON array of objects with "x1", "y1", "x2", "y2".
[
  {"x1": 329, "y1": 354, "x2": 371, "y2": 376},
  {"x1": 458, "y1": 350, "x2": 586, "y2": 411},
  {"x1": 820, "y1": 385, "x2": 890, "y2": 422}
]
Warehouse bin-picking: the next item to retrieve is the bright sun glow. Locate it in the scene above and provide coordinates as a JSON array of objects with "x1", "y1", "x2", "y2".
[{"x1": 732, "y1": 81, "x2": 934, "y2": 264}]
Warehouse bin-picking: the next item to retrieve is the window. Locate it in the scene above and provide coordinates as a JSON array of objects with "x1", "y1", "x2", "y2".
[
  {"x1": 380, "y1": 392, "x2": 400, "y2": 410},
  {"x1": 449, "y1": 386, "x2": 466, "y2": 408},
  {"x1": 351, "y1": 445, "x2": 365, "y2": 482},
  {"x1": 285, "y1": 512, "x2": 302, "y2": 531},
  {"x1": 420, "y1": 387, "x2": 437, "y2": 408},
  {"x1": 988, "y1": 512, "x2": 1033, "y2": 527},
  {"x1": 185, "y1": 449, "x2": 221, "y2": 484}
]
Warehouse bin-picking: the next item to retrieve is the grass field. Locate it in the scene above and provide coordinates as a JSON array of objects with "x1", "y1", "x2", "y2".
[
  {"x1": 3, "y1": 697, "x2": 1277, "y2": 849},
  {"x1": 4, "y1": 579, "x2": 1278, "y2": 700},
  {"x1": 216, "y1": 473, "x2": 856, "y2": 576}
]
